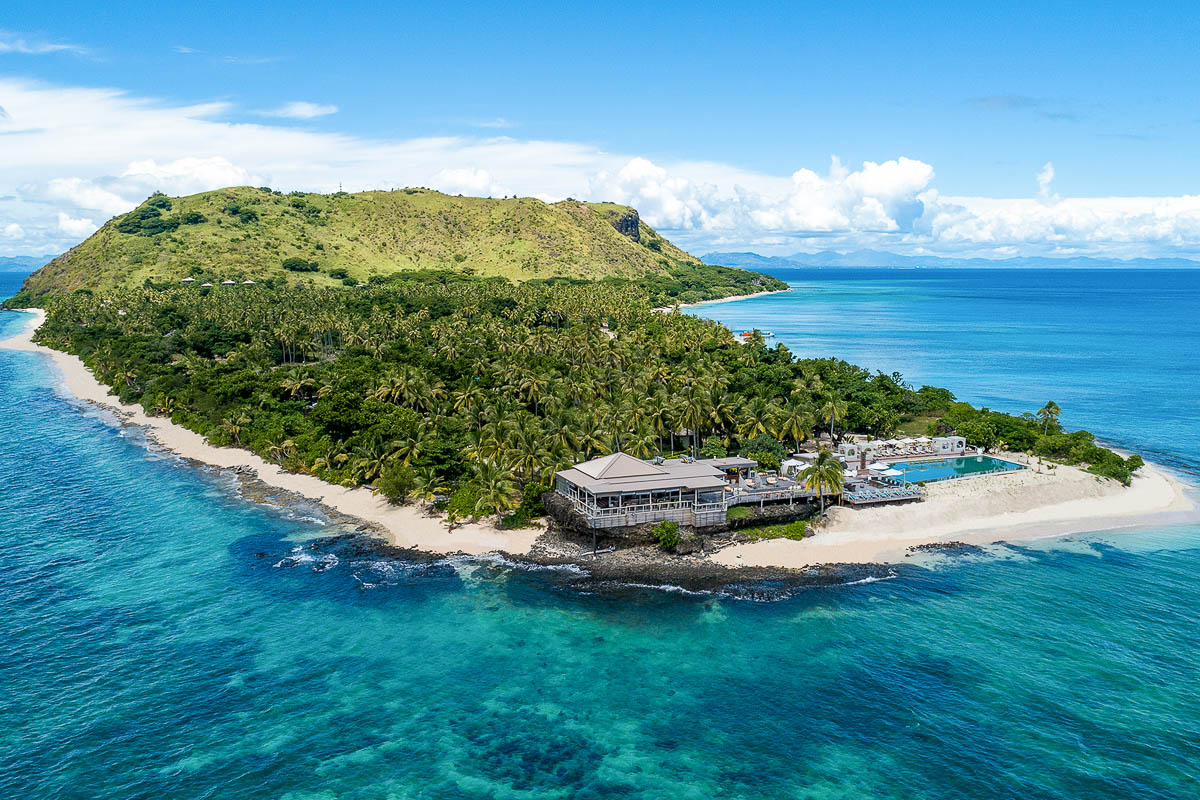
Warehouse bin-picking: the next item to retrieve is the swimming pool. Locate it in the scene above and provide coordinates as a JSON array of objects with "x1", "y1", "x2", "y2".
[{"x1": 890, "y1": 455, "x2": 1025, "y2": 483}]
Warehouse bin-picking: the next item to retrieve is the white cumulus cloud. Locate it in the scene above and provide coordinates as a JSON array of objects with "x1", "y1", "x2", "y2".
[
  {"x1": 431, "y1": 167, "x2": 510, "y2": 197},
  {"x1": 2, "y1": 77, "x2": 1200, "y2": 260},
  {"x1": 56, "y1": 212, "x2": 97, "y2": 238}
]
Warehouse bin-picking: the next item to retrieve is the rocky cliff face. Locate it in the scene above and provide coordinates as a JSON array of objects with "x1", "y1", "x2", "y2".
[{"x1": 607, "y1": 209, "x2": 641, "y2": 243}]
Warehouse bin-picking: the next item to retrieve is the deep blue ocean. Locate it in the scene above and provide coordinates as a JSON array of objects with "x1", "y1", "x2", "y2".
[{"x1": 3, "y1": 270, "x2": 1199, "y2": 799}]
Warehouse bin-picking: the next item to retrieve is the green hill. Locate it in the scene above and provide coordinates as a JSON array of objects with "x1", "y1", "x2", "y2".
[{"x1": 18, "y1": 186, "x2": 777, "y2": 301}]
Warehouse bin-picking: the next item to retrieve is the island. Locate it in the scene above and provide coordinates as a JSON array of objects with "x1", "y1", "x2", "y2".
[{"x1": 2, "y1": 187, "x2": 1191, "y2": 587}]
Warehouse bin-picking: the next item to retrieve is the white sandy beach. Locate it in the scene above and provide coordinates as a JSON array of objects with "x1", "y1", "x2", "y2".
[
  {"x1": 5, "y1": 307, "x2": 1197, "y2": 569},
  {"x1": 1, "y1": 309, "x2": 541, "y2": 557},
  {"x1": 711, "y1": 455, "x2": 1197, "y2": 567},
  {"x1": 653, "y1": 288, "x2": 791, "y2": 314}
]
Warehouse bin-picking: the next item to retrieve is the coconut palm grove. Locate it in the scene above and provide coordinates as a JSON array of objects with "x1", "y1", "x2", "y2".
[{"x1": 11, "y1": 271, "x2": 1141, "y2": 531}]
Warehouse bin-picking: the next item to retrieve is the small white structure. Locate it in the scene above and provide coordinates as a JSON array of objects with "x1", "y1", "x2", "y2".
[
  {"x1": 932, "y1": 436, "x2": 967, "y2": 454},
  {"x1": 242, "y1": 280, "x2": 256, "y2": 285},
  {"x1": 200, "y1": 282, "x2": 213, "y2": 287},
  {"x1": 221, "y1": 280, "x2": 236, "y2": 286},
  {"x1": 181, "y1": 277, "x2": 196, "y2": 284},
  {"x1": 838, "y1": 441, "x2": 878, "y2": 460},
  {"x1": 781, "y1": 458, "x2": 807, "y2": 478}
]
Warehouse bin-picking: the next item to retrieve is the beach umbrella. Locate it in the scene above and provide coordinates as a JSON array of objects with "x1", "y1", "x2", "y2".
[
  {"x1": 881, "y1": 468, "x2": 903, "y2": 477},
  {"x1": 869, "y1": 462, "x2": 890, "y2": 471}
]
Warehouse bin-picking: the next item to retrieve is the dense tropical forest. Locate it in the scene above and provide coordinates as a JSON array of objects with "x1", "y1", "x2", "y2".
[{"x1": 11, "y1": 274, "x2": 1142, "y2": 526}]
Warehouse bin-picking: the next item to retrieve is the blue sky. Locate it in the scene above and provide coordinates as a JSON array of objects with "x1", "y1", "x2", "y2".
[{"x1": 3, "y1": 1, "x2": 1200, "y2": 258}]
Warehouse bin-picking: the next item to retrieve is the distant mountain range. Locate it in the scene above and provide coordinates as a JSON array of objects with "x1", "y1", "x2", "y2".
[
  {"x1": 0, "y1": 255, "x2": 58, "y2": 273},
  {"x1": 701, "y1": 249, "x2": 1200, "y2": 269}
]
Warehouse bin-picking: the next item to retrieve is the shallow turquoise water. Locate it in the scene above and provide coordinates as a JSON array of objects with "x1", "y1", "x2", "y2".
[
  {"x1": 893, "y1": 455, "x2": 1024, "y2": 483},
  {"x1": 4, "y1": 272, "x2": 1200, "y2": 798}
]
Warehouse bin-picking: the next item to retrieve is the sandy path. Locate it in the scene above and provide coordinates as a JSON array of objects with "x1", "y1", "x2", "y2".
[{"x1": 1, "y1": 309, "x2": 540, "y2": 556}]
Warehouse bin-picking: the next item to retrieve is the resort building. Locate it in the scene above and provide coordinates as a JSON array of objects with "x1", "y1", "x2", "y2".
[
  {"x1": 837, "y1": 436, "x2": 967, "y2": 461},
  {"x1": 554, "y1": 453, "x2": 754, "y2": 529},
  {"x1": 933, "y1": 436, "x2": 966, "y2": 454}
]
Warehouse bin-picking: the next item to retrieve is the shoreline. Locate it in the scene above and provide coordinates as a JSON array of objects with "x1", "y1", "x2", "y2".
[
  {"x1": 654, "y1": 288, "x2": 791, "y2": 313},
  {"x1": 0, "y1": 309, "x2": 541, "y2": 558},
  {"x1": 3, "y1": 307, "x2": 1197, "y2": 575},
  {"x1": 710, "y1": 455, "x2": 1197, "y2": 568}
]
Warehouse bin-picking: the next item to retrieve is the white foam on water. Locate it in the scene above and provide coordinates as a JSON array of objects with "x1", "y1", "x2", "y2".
[
  {"x1": 440, "y1": 552, "x2": 589, "y2": 577},
  {"x1": 839, "y1": 572, "x2": 897, "y2": 587},
  {"x1": 273, "y1": 545, "x2": 339, "y2": 572}
]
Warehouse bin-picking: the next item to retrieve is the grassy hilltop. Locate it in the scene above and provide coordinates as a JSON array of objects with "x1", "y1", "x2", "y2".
[{"x1": 18, "y1": 186, "x2": 782, "y2": 302}]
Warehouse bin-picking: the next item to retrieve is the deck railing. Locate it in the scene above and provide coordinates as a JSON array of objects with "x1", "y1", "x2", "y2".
[
  {"x1": 570, "y1": 497, "x2": 728, "y2": 523},
  {"x1": 727, "y1": 486, "x2": 816, "y2": 505}
]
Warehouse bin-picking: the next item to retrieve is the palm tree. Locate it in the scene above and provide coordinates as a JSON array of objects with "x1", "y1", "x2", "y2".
[
  {"x1": 505, "y1": 422, "x2": 553, "y2": 483},
  {"x1": 352, "y1": 438, "x2": 394, "y2": 485},
  {"x1": 393, "y1": 434, "x2": 424, "y2": 467},
  {"x1": 407, "y1": 466, "x2": 447, "y2": 507},
  {"x1": 775, "y1": 397, "x2": 813, "y2": 452},
  {"x1": 472, "y1": 461, "x2": 519, "y2": 517},
  {"x1": 267, "y1": 438, "x2": 297, "y2": 464},
  {"x1": 626, "y1": 420, "x2": 659, "y2": 459},
  {"x1": 821, "y1": 393, "x2": 849, "y2": 444},
  {"x1": 312, "y1": 440, "x2": 349, "y2": 475},
  {"x1": 152, "y1": 394, "x2": 178, "y2": 417},
  {"x1": 737, "y1": 396, "x2": 777, "y2": 439},
  {"x1": 1037, "y1": 401, "x2": 1061, "y2": 435},
  {"x1": 279, "y1": 369, "x2": 315, "y2": 399},
  {"x1": 800, "y1": 448, "x2": 844, "y2": 515},
  {"x1": 220, "y1": 413, "x2": 251, "y2": 445}
]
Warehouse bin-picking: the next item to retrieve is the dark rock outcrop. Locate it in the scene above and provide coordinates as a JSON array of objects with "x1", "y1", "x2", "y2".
[{"x1": 606, "y1": 209, "x2": 641, "y2": 242}]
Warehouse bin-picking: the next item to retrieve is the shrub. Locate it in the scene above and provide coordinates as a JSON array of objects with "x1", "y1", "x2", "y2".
[
  {"x1": 375, "y1": 463, "x2": 416, "y2": 504},
  {"x1": 783, "y1": 520, "x2": 807, "y2": 540},
  {"x1": 652, "y1": 520, "x2": 682, "y2": 549},
  {"x1": 746, "y1": 450, "x2": 781, "y2": 471},
  {"x1": 446, "y1": 486, "x2": 484, "y2": 518},
  {"x1": 517, "y1": 480, "x2": 549, "y2": 519},
  {"x1": 327, "y1": 267, "x2": 349, "y2": 280},
  {"x1": 342, "y1": 277, "x2": 358, "y2": 286},
  {"x1": 699, "y1": 436, "x2": 727, "y2": 458},
  {"x1": 181, "y1": 211, "x2": 207, "y2": 225},
  {"x1": 726, "y1": 505, "x2": 752, "y2": 520},
  {"x1": 116, "y1": 204, "x2": 181, "y2": 236},
  {"x1": 282, "y1": 257, "x2": 319, "y2": 272},
  {"x1": 741, "y1": 434, "x2": 787, "y2": 462}
]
